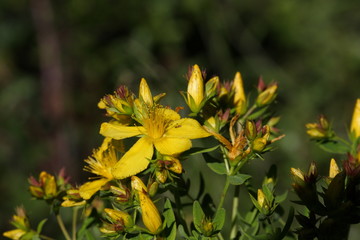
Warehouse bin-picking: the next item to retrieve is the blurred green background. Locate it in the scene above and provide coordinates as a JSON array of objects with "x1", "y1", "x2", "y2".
[{"x1": 1, "y1": 0, "x2": 360, "y2": 238}]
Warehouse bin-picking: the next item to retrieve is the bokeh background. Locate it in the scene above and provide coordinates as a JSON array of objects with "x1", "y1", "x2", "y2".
[{"x1": 1, "y1": 0, "x2": 360, "y2": 238}]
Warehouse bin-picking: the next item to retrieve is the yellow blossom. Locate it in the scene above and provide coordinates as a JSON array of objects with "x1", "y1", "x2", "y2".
[
  {"x1": 79, "y1": 138, "x2": 120, "y2": 199},
  {"x1": 351, "y1": 99, "x2": 360, "y2": 138},
  {"x1": 100, "y1": 107, "x2": 210, "y2": 179}
]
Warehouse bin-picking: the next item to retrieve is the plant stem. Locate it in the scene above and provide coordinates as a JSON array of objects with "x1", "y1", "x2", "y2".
[
  {"x1": 72, "y1": 207, "x2": 79, "y2": 240},
  {"x1": 230, "y1": 185, "x2": 240, "y2": 239},
  {"x1": 56, "y1": 214, "x2": 71, "y2": 240},
  {"x1": 217, "y1": 176, "x2": 230, "y2": 211},
  {"x1": 40, "y1": 235, "x2": 55, "y2": 240}
]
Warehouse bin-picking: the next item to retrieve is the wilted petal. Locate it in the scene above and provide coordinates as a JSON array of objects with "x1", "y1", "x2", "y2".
[
  {"x1": 112, "y1": 137, "x2": 154, "y2": 179},
  {"x1": 154, "y1": 137, "x2": 192, "y2": 155}
]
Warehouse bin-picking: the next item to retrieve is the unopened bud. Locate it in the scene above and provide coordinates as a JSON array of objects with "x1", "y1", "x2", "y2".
[
  {"x1": 155, "y1": 170, "x2": 168, "y2": 184},
  {"x1": 138, "y1": 191, "x2": 162, "y2": 234},
  {"x1": 256, "y1": 84, "x2": 277, "y2": 107},
  {"x1": 351, "y1": 99, "x2": 360, "y2": 138},
  {"x1": 257, "y1": 189, "x2": 266, "y2": 208},
  {"x1": 252, "y1": 137, "x2": 267, "y2": 152},
  {"x1": 187, "y1": 64, "x2": 204, "y2": 113},
  {"x1": 201, "y1": 218, "x2": 214, "y2": 237},
  {"x1": 104, "y1": 208, "x2": 133, "y2": 228},
  {"x1": 29, "y1": 186, "x2": 44, "y2": 198},
  {"x1": 167, "y1": 158, "x2": 183, "y2": 174},
  {"x1": 131, "y1": 176, "x2": 147, "y2": 192},
  {"x1": 245, "y1": 120, "x2": 257, "y2": 140},
  {"x1": 329, "y1": 158, "x2": 340, "y2": 179},
  {"x1": 139, "y1": 78, "x2": 153, "y2": 106},
  {"x1": 232, "y1": 72, "x2": 246, "y2": 115},
  {"x1": 148, "y1": 181, "x2": 159, "y2": 197},
  {"x1": 205, "y1": 76, "x2": 219, "y2": 98}
]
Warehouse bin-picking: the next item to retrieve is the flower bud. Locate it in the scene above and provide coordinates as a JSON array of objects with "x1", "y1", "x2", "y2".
[
  {"x1": 201, "y1": 218, "x2": 214, "y2": 237},
  {"x1": 155, "y1": 169, "x2": 168, "y2": 184},
  {"x1": 148, "y1": 181, "x2": 159, "y2": 197},
  {"x1": 104, "y1": 208, "x2": 133, "y2": 230},
  {"x1": 187, "y1": 64, "x2": 204, "y2": 113},
  {"x1": 29, "y1": 186, "x2": 44, "y2": 199},
  {"x1": 138, "y1": 191, "x2": 162, "y2": 234},
  {"x1": 245, "y1": 120, "x2": 257, "y2": 140},
  {"x1": 205, "y1": 76, "x2": 219, "y2": 98},
  {"x1": 166, "y1": 157, "x2": 183, "y2": 174},
  {"x1": 232, "y1": 72, "x2": 246, "y2": 114},
  {"x1": 257, "y1": 189, "x2": 266, "y2": 208},
  {"x1": 131, "y1": 176, "x2": 147, "y2": 192},
  {"x1": 351, "y1": 99, "x2": 360, "y2": 138},
  {"x1": 139, "y1": 78, "x2": 153, "y2": 106},
  {"x1": 252, "y1": 137, "x2": 267, "y2": 152},
  {"x1": 256, "y1": 84, "x2": 277, "y2": 107},
  {"x1": 110, "y1": 185, "x2": 131, "y2": 203},
  {"x1": 290, "y1": 168, "x2": 305, "y2": 182},
  {"x1": 329, "y1": 158, "x2": 340, "y2": 179}
]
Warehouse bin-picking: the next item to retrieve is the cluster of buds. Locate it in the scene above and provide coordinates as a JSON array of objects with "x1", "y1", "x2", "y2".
[
  {"x1": 305, "y1": 115, "x2": 334, "y2": 139},
  {"x1": 61, "y1": 188, "x2": 86, "y2": 207},
  {"x1": 153, "y1": 155, "x2": 183, "y2": 184},
  {"x1": 246, "y1": 120, "x2": 271, "y2": 153},
  {"x1": 28, "y1": 170, "x2": 69, "y2": 201},
  {"x1": 2, "y1": 207, "x2": 37, "y2": 240}
]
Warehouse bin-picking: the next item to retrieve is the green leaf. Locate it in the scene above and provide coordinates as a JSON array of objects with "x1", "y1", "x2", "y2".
[
  {"x1": 163, "y1": 198, "x2": 175, "y2": 228},
  {"x1": 228, "y1": 174, "x2": 251, "y2": 185},
  {"x1": 317, "y1": 140, "x2": 349, "y2": 154},
  {"x1": 182, "y1": 145, "x2": 219, "y2": 157},
  {"x1": 207, "y1": 162, "x2": 227, "y2": 175},
  {"x1": 248, "y1": 106, "x2": 269, "y2": 120},
  {"x1": 249, "y1": 194, "x2": 261, "y2": 211},
  {"x1": 85, "y1": 230, "x2": 96, "y2": 240},
  {"x1": 178, "y1": 225, "x2": 189, "y2": 238},
  {"x1": 36, "y1": 218, "x2": 47, "y2": 234},
  {"x1": 193, "y1": 201, "x2": 205, "y2": 233},
  {"x1": 213, "y1": 208, "x2": 225, "y2": 231},
  {"x1": 275, "y1": 191, "x2": 288, "y2": 204}
]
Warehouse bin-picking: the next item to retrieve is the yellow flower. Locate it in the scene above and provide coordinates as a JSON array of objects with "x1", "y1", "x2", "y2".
[
  {"x1": 79, "y1": 138, "x2": 120, "y2": 199},
  {"x1": 232, "y1": 72, "x2": 246, "y2": 114},
  {"x1": 3, "y1": 207, "x2": 32, "y2": 240},
  {"x1": 187, "y1": 64, "x2": 204, "y2": 113},
  {"x1": 100, "y1": 107, "x2": 210, "y2": 179},
  {"x1": 351, "y1": 98, "x2": 360, "y2": 138}
]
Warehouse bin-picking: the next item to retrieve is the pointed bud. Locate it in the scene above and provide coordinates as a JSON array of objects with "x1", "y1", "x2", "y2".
[
  {"x1": 351, "y1": 99, "x2": 360, "y2": 138},
  {"x1": 205, "y1": 76, "x2": 219, "y2": 97},
  {"x1": 131, "y1": 176, "x2": 147, "y2": 192},
  {"x1": 257, "y1": 189, "x2": 266, "y2": 208},
  {"x1": 139, "y1": 78, "x2": 153, "y2": 106},
  {"x1": 245, "y1": 120, "x2": 257, "y2": 140},
  {"x1": 187, "y1": 64, "x2": 204, "y2": 113},
  {"x1": 29, "y1": 186, "x2": 44, "y2": 198},
  {"x1": 307, "y1": 162, "x2": 318, "y2": 183},
  {"x1": 104, "y1": 208, "x2": 133, "y2": 228},
  {"x1": 138, "y1": 191, "x2": 162, "y2": 234},
  {"x1": 155, "y1": 169, "x2": 168, "y2": 184},
  {"x1": 291, "y1": 168, "x2": 305, "y2": 182},
  {"x1": 329, "y1": 158, "x2": 340, "y2": 179},
  {"x1": 232, "y1": 72, "x2": 246, "y2": 114},
  {"x1": 167, "y1": 157, "x2": 183, "y2": 174},
  {"x1": 148, "y1": 181, "x2": 159, "y2": 197},
  {"x1": 256, "y1": 84, "x2": 277, "y2": 107}
]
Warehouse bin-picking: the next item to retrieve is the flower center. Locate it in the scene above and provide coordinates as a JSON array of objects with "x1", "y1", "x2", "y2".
[{"x1": 143, "y1": 109, "x2": 171, "y2": 140}]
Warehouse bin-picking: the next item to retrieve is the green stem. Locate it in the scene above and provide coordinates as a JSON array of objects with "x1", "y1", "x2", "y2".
[
  {"x1": 217, "y1": 176, "x2": 231, "y2": 211},
  {"x1": 72, "y1": 207, "x2": 79, "y2": 240},
  {"x1": 240, "y1": 104, "x2": 257, "y2": 122},
  {"x1": 230, "y1": 185, "x2": 240, "y2": 239},
  {"x1": 56, "y1": 214, "x2": 71, "y2": 240},
  {"x1": 40, "y1": 235, "x2": 55, "y2": 240}
]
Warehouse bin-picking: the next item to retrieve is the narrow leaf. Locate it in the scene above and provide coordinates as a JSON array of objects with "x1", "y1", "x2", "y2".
[{"x1": 229, "y1": 174, "x2": 251, "y2": 185}]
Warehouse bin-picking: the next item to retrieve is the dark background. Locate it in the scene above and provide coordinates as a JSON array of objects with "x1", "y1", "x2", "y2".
[{"x1": 1, "y1": 0, "x2": 360, "y2": 238}]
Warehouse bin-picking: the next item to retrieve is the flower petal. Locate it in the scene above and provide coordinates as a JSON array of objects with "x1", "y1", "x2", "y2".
[
  {"x1": 100, "y1": 122, "x2": 144, "y2": 139},
  {"x1": 79, "y1": 178, "x2": 109, "y2": 200},
  {"x1": 154, "y1": 137, "x2": 192, "y2": 155},
  {"x1": 3, "y1": 229, "x2": 26, "y2": 240},
  {"x1": 166, "y1": 118, "x2": 211, "y2": 139},
  {"x1": 112, "y1": 137, "x2": 154, "y2": 179}
]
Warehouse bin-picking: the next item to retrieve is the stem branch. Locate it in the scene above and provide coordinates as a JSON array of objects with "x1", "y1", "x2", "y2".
[{"x1": 56, "y1": 214, "x2": 71, "y2": 240}]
